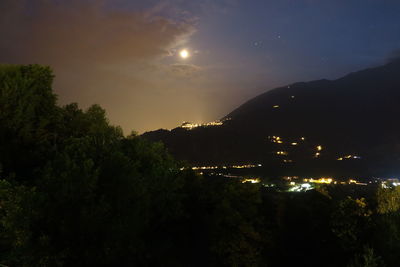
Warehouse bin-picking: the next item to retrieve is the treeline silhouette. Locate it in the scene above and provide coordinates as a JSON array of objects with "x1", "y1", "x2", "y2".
[{"x1": 1, "y1": 65, "x2": 400, "y2": 266}]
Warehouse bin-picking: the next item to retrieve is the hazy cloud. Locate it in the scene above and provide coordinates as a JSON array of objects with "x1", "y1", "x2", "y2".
[
  {"x1": 168, "y1": 64, "x2": 203, "y2": 77},
  {"x1": 0, "y1": 0, "x2": 265, "y2": 134},
  {"x1": 0, "y1": 0, "x2": 208, "y2": 133},
  {"x1": 0, "y1": 0, "x2": 195, "y2": 66}
]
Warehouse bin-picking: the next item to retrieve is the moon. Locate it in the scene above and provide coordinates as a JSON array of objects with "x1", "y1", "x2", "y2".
[{"x1": 179, "y1": 49, "x2": 189, "y2": 59}]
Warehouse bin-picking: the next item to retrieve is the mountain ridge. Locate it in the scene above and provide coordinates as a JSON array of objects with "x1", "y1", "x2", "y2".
[{"x1": 143, "y1": 60, "x2": 400, "y2": 178}]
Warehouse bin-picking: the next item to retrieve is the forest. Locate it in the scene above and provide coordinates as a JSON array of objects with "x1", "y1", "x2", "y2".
[{"x1": 1, "y1": 65, "x2": 399, "y2": 266}]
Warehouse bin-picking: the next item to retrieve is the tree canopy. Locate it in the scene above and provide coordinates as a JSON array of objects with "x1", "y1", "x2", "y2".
[{"x1": 0, "y1": 65, "x2": 399, "y2": 266}]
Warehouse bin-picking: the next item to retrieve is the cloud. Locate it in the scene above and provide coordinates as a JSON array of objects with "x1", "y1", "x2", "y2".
[
  {"x1": 168, "y1": 63, "x2": 203, "y2": 77},
  {"x1": 0, "y1": 0, "x2": 206, "y2": 133},
  {"x1": 0, "y1": 0, "x2": 195, "y2": 66},
  {"x1": 0, "y1": 0, "x2": 246, "y2": 134}
]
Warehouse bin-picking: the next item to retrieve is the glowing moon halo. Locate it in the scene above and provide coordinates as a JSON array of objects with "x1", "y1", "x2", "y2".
[{"x1": 179, "y1": 49, "x2": 189, "y2": 59}]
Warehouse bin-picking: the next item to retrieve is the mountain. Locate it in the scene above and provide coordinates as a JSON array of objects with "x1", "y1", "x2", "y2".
[{"x1": 143, "y1": 60, "x2": 400, "y2": 179}]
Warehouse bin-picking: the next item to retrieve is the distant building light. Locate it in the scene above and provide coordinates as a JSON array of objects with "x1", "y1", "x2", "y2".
[
  {"x1": 306, "y1": 178, "x2": 333, "y2": 184},
  {"x1": 180, "y1": 120, "x2": 224, "y2": 130},
  {"x1": 288, "y1": 183, "x2": 314, "y2": 192},
  {"x1": 337, "y1": 155, "x2": 361, "y2": 160},
  {"x1": 276, "y1": 151, "x2": 288, "y2": 156},
  {"x1": 242, "y1": 178, "x2": 261, "y2": 184}
]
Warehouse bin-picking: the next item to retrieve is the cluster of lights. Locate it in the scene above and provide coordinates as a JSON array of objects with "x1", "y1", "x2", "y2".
[
  {"x1": 337, "y1": 155, "x2": 361, "y2": 161},
  {"x1": 191, "y1": 163, "x2": 262, "y2": 170},
  {"x1": 299, "y1": 177, "x2": 367, "y2": 186},
  {"x1": 304, "y1": 178, "x2": 333, "y2": 184},
  {"x1": 242, "y1": 178, "x2": 261, "y2": 184},
  {"x1": 381, "y1": 178, "x2": 400, "y2": 188},
  {"x1": 288, "y1": 183, "x2": 313, "y2": 192},
  {"x1": 287, "y1": 176, "x2": 374, "y2": 192},
  {"x1": 187, "y1": 163, "x2": 393, "y2": 191},
  {"x1": 269, "y1": 136, "x2": 306, "y2": 145},
  {"x1": 270, "y1": 136, "x2": 283, "y2": 144},
  {"x1": 191, "y1": 166, "x2": 220, "y2": 170},
  {"x1": 268, "y1": 137, "x2": 363, "y2": 162},
  {"x1": 269, "y1": 138, "x2": 325, "y2": 160},
  {"x1": 231, "y1": 164, "x2": 262, "y2": 169},
  {"x1": 180, "y1": 118, "x2": 231, "y2": 130},
  {"x1": 283, "y1": 176, "x2": 299, "y2": 180},
  {"x1": 181, "y1": 120, "x2": 223, "y2": 130},
  {"x1": 314, "y1": 145, "x2": 323, "y2": 158}
]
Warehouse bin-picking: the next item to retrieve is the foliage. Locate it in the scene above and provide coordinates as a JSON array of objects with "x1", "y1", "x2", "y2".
[
  {"x1": 347, "y1": 245, "x2": 384, "y2": 267},
  {"x1": 376, "y1": 186, "x2": 400, "y2": 214},
  {"x1": 315, "y1": 184, "x2": 332, "y2": 199},
  {"x1": 203, "y1": 178, "x2": 263, "y2": 266},
  {"x1": 0, "y1": 65, "x2": 264, "y2": 266},
  {"x1": 331, "y1": 197, "x2": 372, "y2": 251},
  {"x1": 0, "y1": 64, "x2": 399, "y2": 266}
]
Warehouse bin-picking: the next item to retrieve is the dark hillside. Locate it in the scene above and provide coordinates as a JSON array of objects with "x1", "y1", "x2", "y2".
[{"x1": 143, "y1": 60, "x2": 400, "y2": 178}]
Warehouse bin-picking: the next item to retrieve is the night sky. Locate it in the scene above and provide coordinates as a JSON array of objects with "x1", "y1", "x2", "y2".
[{"x1": 2, "y1": 0, "x2": 400, "y2": 133}]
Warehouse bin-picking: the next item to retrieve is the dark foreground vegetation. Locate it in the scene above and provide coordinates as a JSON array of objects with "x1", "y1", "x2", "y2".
[{"x1": 1, "y1": 65, "x2": 400, "y2": 266}]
